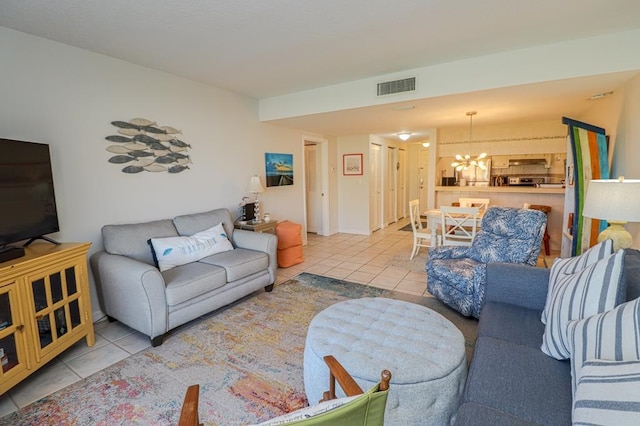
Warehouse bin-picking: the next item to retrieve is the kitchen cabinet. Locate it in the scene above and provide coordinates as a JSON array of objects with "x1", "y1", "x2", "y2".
[{"x1": 492, "y1": 155, "x2": 510, "y2": 168}]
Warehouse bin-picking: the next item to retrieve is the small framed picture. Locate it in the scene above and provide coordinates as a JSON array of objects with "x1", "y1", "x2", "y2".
[{"x1": 343, "y1": 153, "x2": 363, "y2": 176}]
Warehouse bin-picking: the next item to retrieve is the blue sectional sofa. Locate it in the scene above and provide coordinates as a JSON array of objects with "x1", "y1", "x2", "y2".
[{"x1": 455, "y1": 249, "x2": 640, "y2": 425}]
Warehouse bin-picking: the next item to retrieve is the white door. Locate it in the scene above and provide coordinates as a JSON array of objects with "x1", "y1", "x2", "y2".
[
  {"x1": 370, "y1": 144, "x2": 382, "y2": 232},
  {"x1": 418, "y1": 149, "x2": 429, "y2": 209},
  {"x1": 385, "y1": 147, "x2": 396, "y2": 225},
  {"x1": 304, "y1": 143, "x2": 321, "y2": 233},
  {"x1": 397, "y1": 148, "x2": 406, "y2": 219}
]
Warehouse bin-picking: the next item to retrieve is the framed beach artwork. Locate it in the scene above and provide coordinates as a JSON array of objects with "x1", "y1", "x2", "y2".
[
  {"x1": 265, "y1": 152, "x2": 293, "y2": 187},
  {"x1": 343, "y1": 153, "x2": 363, "y2": 176}
]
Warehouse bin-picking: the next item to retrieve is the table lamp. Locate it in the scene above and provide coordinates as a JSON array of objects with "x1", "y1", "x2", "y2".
[
  {"x1": 582, "y1": 176, "x2": 640, "y2": 251},
  {"x1": 247, "y1": 175, "x2": 265, "y2": 222}
]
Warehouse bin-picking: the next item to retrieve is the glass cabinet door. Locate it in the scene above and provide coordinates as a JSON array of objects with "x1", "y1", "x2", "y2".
[
  {"x1": 0, "y1": 282, "x2": 27, "y2": 378},
  {"x1": 31, "y1": 265, "x2": 84, "y2": 351}
]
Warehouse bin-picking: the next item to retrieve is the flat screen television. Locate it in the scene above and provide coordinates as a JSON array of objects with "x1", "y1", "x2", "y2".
[{"x1": 0, "y1": 138, "x2": 60, "y2": 260}]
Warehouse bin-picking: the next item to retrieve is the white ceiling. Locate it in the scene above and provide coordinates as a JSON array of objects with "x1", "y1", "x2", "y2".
[{"x1": 2, "y1": 0, "x2": 640, "y2": 137}]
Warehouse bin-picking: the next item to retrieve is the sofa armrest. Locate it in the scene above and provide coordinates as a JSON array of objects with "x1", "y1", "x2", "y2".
[
  {"x1": 428, "y1": 246, "x2": 472, "y2": 260},
  {"x1": 484, "y1": 263, "x2": 550, "y2": 311},
  {"x1": 90, "y1": 251, "x2": 168, "y2": 339},
  {"x1": 231, "y1": 229, "x2": 278, "y2": 283}
]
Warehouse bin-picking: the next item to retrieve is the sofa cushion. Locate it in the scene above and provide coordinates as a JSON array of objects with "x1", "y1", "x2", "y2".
[
  {"x1": 455, "y1": 402, "x2": 539, "y2": 426},
  {"x1": 541, "y1": 249, "x2": 624, "y2": 360},
  {"x1": 173, "y1": 208, "x2": 235, "y2": 240},
  {"x1": 102, "y1": 219, "x2": 178, "y2": 266},
  {"x1": 541, "y1": 239, "x2": 614, "y2": 324},
  {"x1": 477, "y1": 302, "x2": 545, "y2": 349},
  {"x1": 163, "y1": 261, "x2": 227, "y2": 306},
  {"x1": 464, "y1": 336, "x2": 572, "y2": 425},
  {"x1": 572, "y1": 359, "x2": 640, "y2": 425},
  {"x1": 149, "y1": 224, "x2": 234, "y2": 271},
  {"x1": 567, "y1": 297, "x2": 640, "y2": 394},
  {"x1": 199, "y1": 248, "x2": 268, "y2": 282}
]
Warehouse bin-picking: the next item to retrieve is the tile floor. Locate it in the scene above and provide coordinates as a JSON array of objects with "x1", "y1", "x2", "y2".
[{"x1": 0, "y1": 218, "x2": 558, "y2": 418}]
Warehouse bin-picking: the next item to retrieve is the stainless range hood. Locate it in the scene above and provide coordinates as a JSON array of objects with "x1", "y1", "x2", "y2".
[{"x1": 508, "y1": 155, "x2": 551, "y2": 167}]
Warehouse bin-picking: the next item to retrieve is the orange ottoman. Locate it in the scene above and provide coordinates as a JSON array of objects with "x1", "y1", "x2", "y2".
[{"x1": 275, "y1": 220, "x2": 303, "y2": 267}]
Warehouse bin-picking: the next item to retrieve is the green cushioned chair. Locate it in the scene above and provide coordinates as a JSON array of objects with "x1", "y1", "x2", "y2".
[
  {"x1": 178, "y1": 356, "x2": 392, "y2": 426},
  {"x1": 257, "y1": 355, "x2": 392, "y2": 426}
]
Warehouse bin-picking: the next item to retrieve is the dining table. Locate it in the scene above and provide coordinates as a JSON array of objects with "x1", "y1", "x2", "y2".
[{"x1": 424, "y1": 208, "x2": 485, "y2": 247}]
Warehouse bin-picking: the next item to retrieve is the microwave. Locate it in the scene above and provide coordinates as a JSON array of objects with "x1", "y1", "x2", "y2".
[{"x1": 441, "y1": 177, "x2": 457, "y2": 186}]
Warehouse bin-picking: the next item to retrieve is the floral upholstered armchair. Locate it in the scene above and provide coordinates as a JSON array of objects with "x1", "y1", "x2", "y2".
[{"x1": 426, "y1": 207, "x2": 547, "y2": 318}]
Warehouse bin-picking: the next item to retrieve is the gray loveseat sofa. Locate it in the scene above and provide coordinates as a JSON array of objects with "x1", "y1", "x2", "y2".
[
  {"x1": 455, "y1": 249, "x2": 640, "y2": 425},
  {"x1": 91, "y1": 208, "x2": 277, "y2": 346}
]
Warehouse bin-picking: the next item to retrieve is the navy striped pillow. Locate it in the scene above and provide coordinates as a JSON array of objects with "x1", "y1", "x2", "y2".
[
  {"x1": 540, "y1": 249, "x2": 624, "y2": 360},
  {"x1": 542, "y1": 239, "x2": 613, "y2": 324},
  {"x1": 573, "y1": 359, "x2": 640, "y2": 425},
  {"x1": 567, "y1": 297, "x2": 640, "y2": 394}
]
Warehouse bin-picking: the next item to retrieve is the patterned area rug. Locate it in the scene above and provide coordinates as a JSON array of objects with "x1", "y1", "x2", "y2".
[{"x1": 1, "y1": 273, "x2": 476, "y2": 426}]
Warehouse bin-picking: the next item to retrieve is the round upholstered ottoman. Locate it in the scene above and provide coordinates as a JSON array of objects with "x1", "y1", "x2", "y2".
[{"x1": 303, "y1": 297, "x2": 466, "y2": 425}]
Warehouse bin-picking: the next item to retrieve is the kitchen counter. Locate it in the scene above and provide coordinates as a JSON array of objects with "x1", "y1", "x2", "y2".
[
  {"x1": 435, "y1": 186, "x2": 564, "y2": 194},
  {"x1": 433, "y1": 186, "x2": 565, "y2": 252}
]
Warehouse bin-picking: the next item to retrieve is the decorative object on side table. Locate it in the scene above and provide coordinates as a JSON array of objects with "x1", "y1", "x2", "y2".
[
  {"x1": 582, "y1": 176, "x2": 640, "y2": 251},
  {"x1": 247, "y1": 175, "x2": 265, "y2": 222}
]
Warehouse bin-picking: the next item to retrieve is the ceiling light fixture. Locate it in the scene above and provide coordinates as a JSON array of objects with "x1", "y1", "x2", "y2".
[
  {"x1": 451, "y1": 111, "x2": 487, "y2": 171},
  {"x1": 422, "y1": 142, "x2": 430, "y2": 148},
  {"x1": 398, "y1": 132, "x2": 411, "y2": 141}
]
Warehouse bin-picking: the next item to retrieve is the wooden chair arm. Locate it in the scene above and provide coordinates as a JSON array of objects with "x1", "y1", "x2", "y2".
[
  {"x1": 179, "y1": 384, "x2": 203, "y2": 426},
  {"x1": 323, "y1": 355, "x2": 364, "y2": 401},
  {"x1": 322, "y1": 355, "x2": 393, "y2": 403}
]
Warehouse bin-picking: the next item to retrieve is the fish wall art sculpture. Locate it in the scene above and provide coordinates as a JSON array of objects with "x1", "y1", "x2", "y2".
[{"x1": 104, "y1": 118, "x2": 192, "y2": 173}]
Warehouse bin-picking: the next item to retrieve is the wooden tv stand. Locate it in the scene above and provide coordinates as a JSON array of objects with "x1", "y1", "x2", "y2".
[{"x1": 0, "y1": 242, "x2": 94, "y2": 394}]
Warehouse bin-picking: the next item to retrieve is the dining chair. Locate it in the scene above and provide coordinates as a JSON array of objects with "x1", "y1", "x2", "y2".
[
  {"x1": 439, "y1": 206, "x2": 479, "y2": 247},
  {"x1": 458, "y1": 198, "x2": 490, "y2": 211},
  {"x1": 409, "y1": 199, "x2": 435, "y2": 259}
]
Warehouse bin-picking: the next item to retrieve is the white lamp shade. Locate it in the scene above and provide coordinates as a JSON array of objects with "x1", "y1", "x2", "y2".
[
  {"x1": 247, "y1": 175, "x2": 265, "y2": 194},
  {"x1": 398, "y1": 132, "x2": 411, "y2": 141},
  {"x1": 582, "y1": 178, "x2": 640, "y2": 222}
]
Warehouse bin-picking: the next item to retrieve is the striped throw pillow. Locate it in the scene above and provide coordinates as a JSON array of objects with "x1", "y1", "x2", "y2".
[
  {"x1": 542, "y1": 239, "x2": 613, "y2": 324},
  {"x1": 567, "y1": 297, "x2": 640, "y2": 394},
  {"x1": 540, "y1": 249, "x2": 624, "y2": 360},
  {"x1": 573, "y1": 359, "x2": 640, "y2": 425}
]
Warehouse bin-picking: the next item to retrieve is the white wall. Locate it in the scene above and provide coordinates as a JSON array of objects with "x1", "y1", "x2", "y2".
[
  {"x1": 579, "y1": 74, "x2": 640, "y2": 247},
  {"x1": 260, "y1": 29, "x2": 640, "y2": 121},
  {"x1": 337, "y1": 135, "x2": 370, "y2": 234},
  {"x1": 0, "y1": 27, "x2": 306, "y2": 319}
]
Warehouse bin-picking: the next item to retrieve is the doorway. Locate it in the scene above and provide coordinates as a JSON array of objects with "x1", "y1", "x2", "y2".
[
  {"x1": 418, "y1": 148, "x2": 429, "y2": 209},
  {"x1": 397, "y1": 148, "x2": 406, "y2": 220},
  {"x1": 303, "y1": 136, "x2": 329, "y2": 236},
  {"x1": 304, "y1": 143, "x2": 321, "y2": 233},
  {"x1": 369, "y1": 143, "x2": 382, "y2": 232},
  {"x1": 385, "y1": 146, "x2": 397, "y2": 225}
]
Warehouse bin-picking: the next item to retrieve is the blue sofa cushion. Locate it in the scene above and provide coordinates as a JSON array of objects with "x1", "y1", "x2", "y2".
[
  {"x1": 476, "y1": 302, "x2": 545, "y2": 349},
  {"x1": 464, "y1": 336, "x2": 572, "y2": 425},
  {"x1": 455, "y1": 402, "x2": 538, "y2": 426}
]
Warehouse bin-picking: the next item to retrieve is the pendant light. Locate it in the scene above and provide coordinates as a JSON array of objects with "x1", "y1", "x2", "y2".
[{"x1": 451, "y1": 111, "x2": 488, "y2": 171}]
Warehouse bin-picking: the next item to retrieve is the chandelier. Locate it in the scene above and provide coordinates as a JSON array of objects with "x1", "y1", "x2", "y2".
[{"x1": 451, "y1": 111, "x2": 487, "y2": 171}]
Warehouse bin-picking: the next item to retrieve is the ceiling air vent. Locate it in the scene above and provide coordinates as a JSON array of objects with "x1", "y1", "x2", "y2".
[{"x1": 377, "y1": 77, "x2": 416, "y2": 96}]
